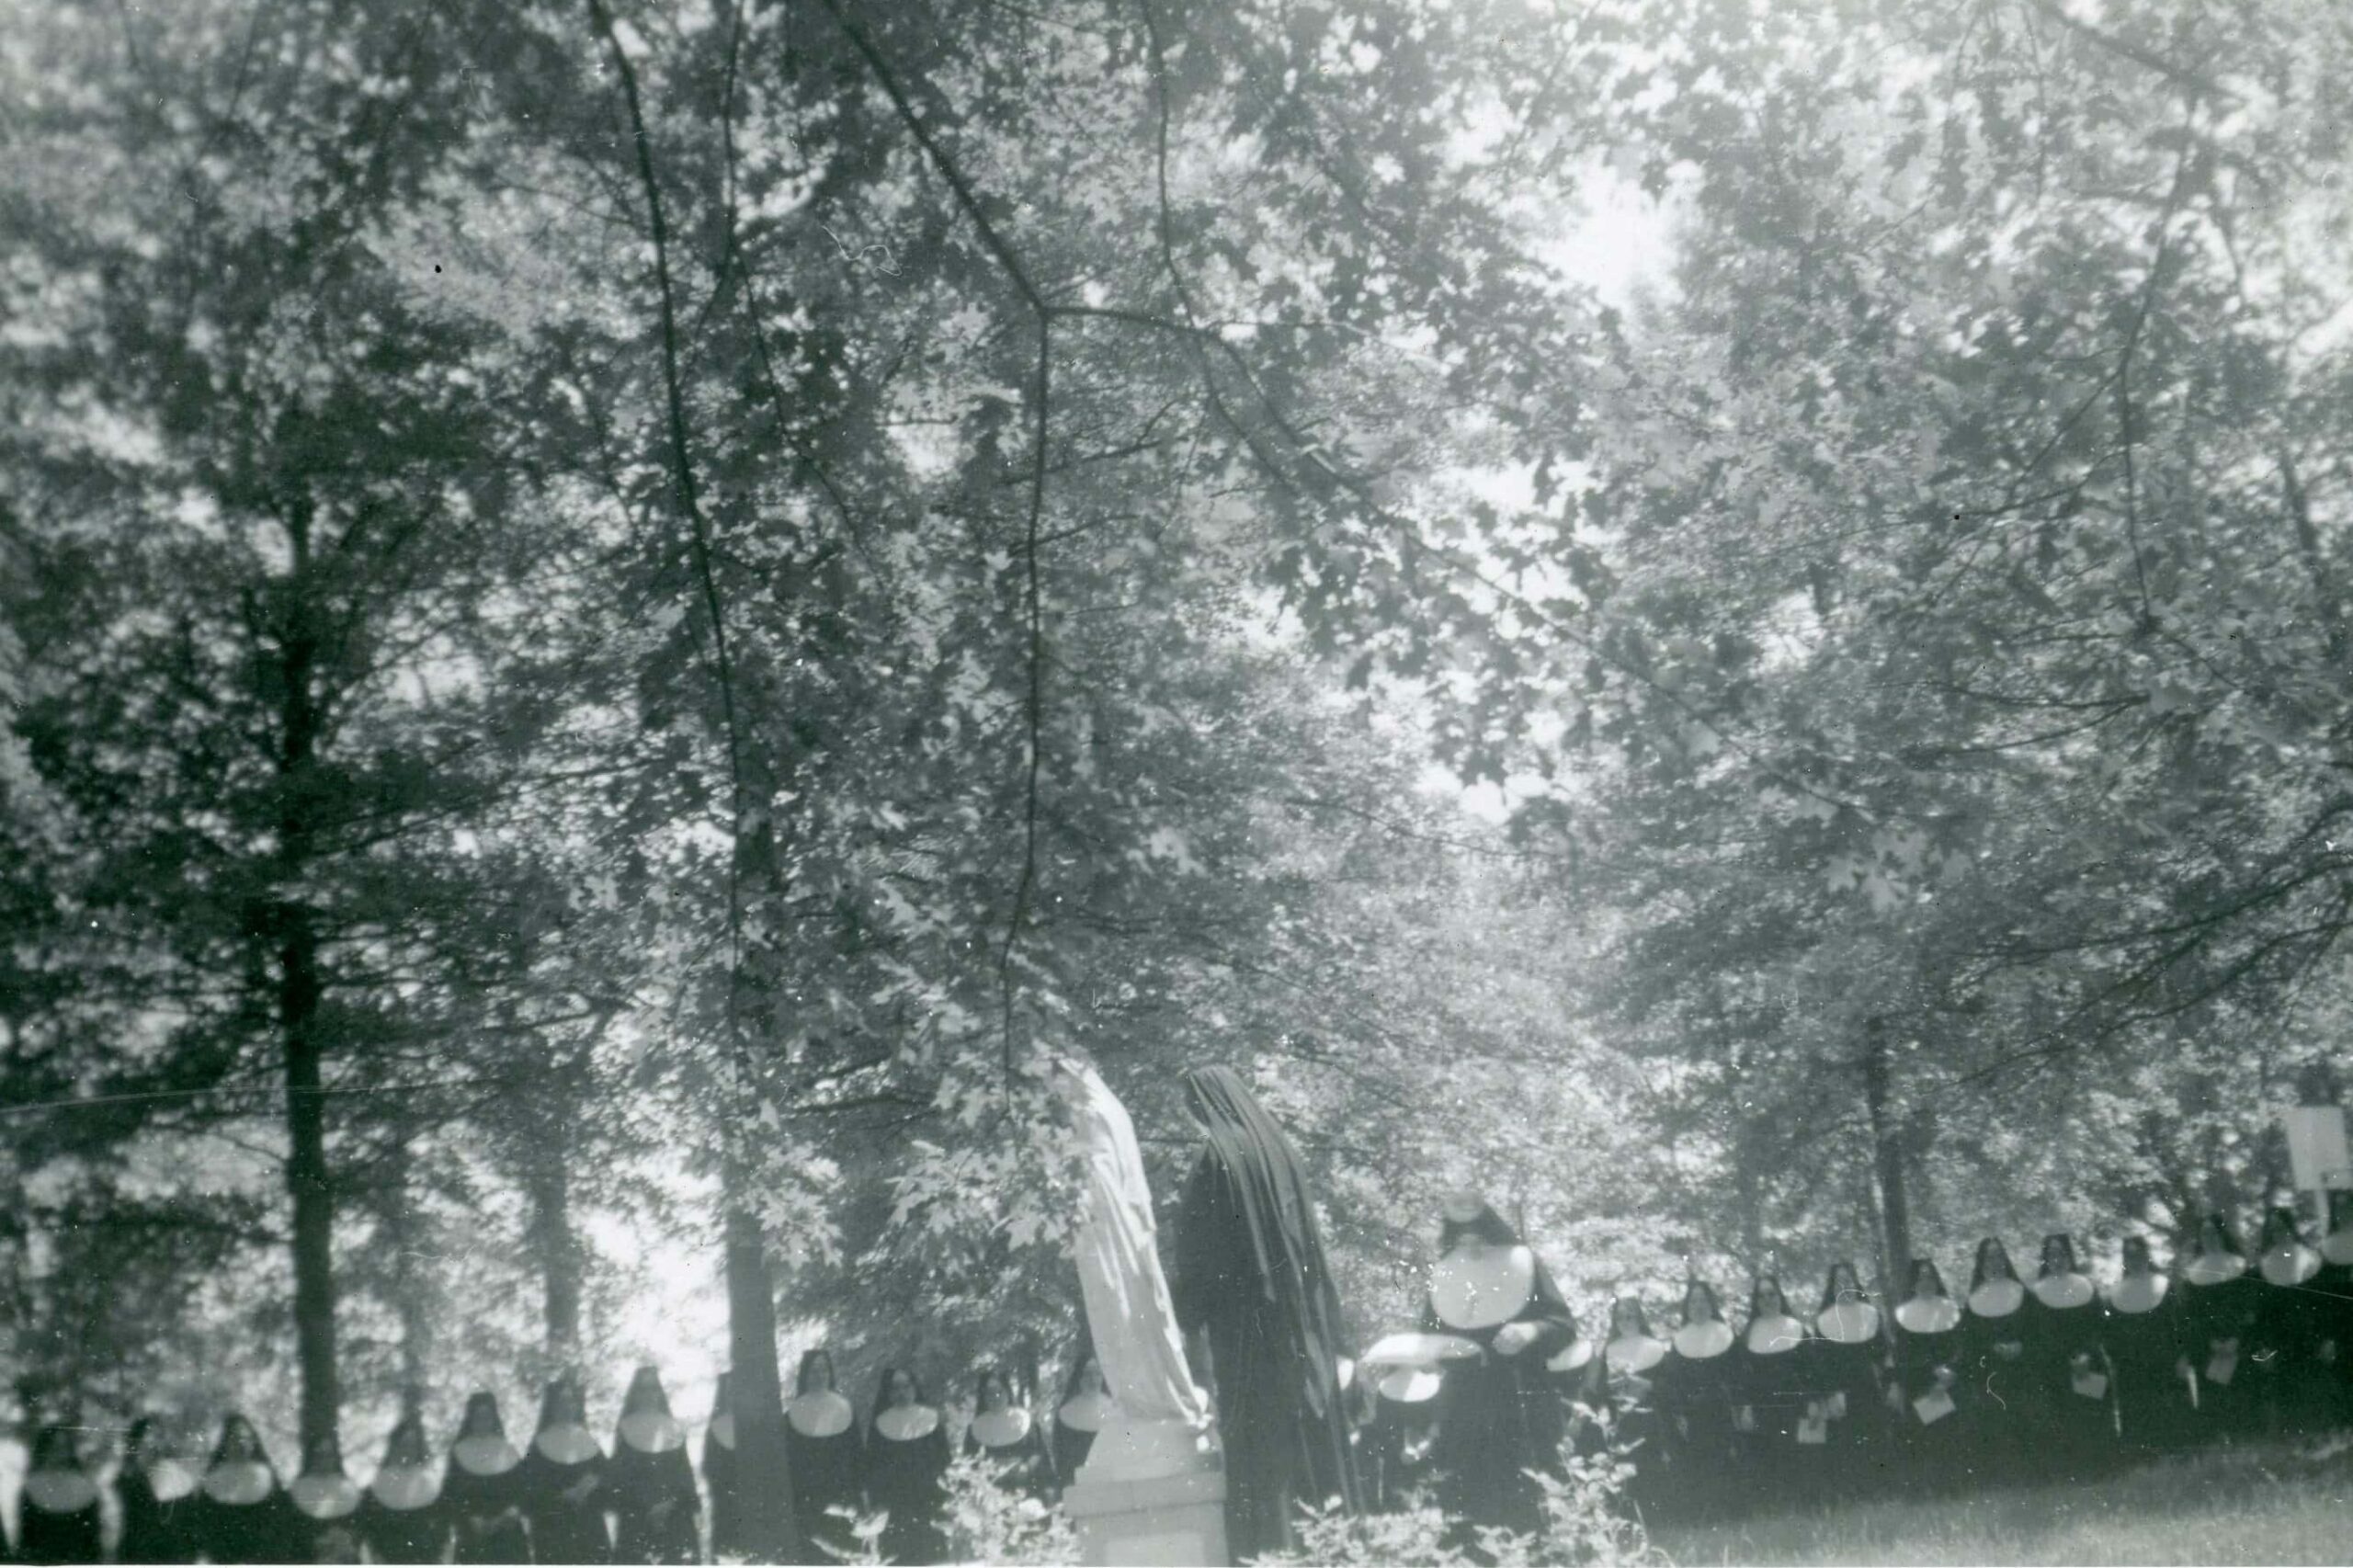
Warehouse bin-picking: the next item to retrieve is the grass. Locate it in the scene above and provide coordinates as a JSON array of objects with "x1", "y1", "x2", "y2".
[{"x1": 1652, "y1": 1438, "x2": 2353, "y2": 1565}]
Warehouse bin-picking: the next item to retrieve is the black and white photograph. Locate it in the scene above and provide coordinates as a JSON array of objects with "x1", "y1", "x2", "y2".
[{"x1": 6, "y1": 0, "x2": 2353, "y2": 1562}]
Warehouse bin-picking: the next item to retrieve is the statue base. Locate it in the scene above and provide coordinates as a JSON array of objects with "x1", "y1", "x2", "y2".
[{"x1": 1063, "y1": 1416, "x2": 1228, "y2": 1566}]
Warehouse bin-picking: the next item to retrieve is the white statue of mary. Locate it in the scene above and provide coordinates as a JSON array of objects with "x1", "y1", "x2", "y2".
[{"x1": 1050, "y1": 1055, "x2": 1213, "y2": 1480}]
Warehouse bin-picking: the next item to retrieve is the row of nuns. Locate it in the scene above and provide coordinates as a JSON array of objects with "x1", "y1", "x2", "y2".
[
  {"x1": 720, "y1": 1347, "x2": 1117, "y2": 1567},
  {"x1": 2, "y1": 1346, "x2": 1120, "y2": 1567},
  {"x1": 1353, "y1": 1195, "x2": 2353, "y2": 1537},
  {"x1": 1, "y1": 1369, "x2": 698, "y2": 1567}
]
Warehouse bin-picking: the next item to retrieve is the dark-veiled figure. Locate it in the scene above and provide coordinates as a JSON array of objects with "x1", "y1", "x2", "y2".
[
  {"x1": 1891, "y1": 1260, "x2": 1970, "y2": 1494},
  {"x1": 1803, "y1": 1261, "x2": 1888, "y2": 1502},
  {"x1": 116, "y1": 1417, "x2": 199, "y2": 1565},
  {"x1": 1961, "y1": 1238, "x2": 2029, "y2": 1485},
  {"x1": 358, "y1": 1406, "x2": 450, "y2": 1565},
  {"x1": 608, "y1": 1367, "x2": 699, "y2": 1565},
  {"x1": 287, "y1": 1431, "x2": 367, "y2": 1563},
  {"x1": 2317, "y1": 1193, "x2": 2353, "y2": 1428},
  {"x1": 2021, "y1": 1233, "x2": 2114, "y2": 1482},
  {"x1": 1170, "y1": 1063, "x2": 1360, "y2": 1561},
  {"x1": 788, "y1": 1350, "x2": 864, "y2": 1560},
  {"x1": 444, "y1": 1392, "x2": 531, "y2": 1564},
  {"x1": 963, "y1": 1365, "x2": 1054, "y2": 1501},
  {"x1": 1421, "y1": 1196, "x2": 1575, "y2": 1548},
  {"x1": 1601, "y1": 1298, "x2": 1670, "y2": 1520},
  {"x1": 16, "y1": 1426, "x2": 102, "y2": 1566},
  {"x1": 863, "y1": 1366, "x2": 951, "y2": 1567},
  {"x1": 188, "y1": 1415, "x2": 297, "y2": 1565},
  {"x1": 2102, "y1": 1236, "x2": 2196, "y2": 1458},
  {"x1": 1051, "y1": 1349, "x2": 1113, "y2": 1488},
  {"x1": 518, "y1": 1371, "x2": 613, "y2": 1564},
  {"x1": 1658, "y1": 1279, "x2": 1741, "y2": 1523},
  {"x1": 1732, "y1": 1276, "x2": 1808, "y2": 1509},
  {"x1": 2182, "y1": 1214, "x2": 2263, "y2": 1441}
]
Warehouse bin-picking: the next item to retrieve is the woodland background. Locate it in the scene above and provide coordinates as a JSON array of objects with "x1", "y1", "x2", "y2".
[{"x1": 5, "y1": 0, "x2": 2352, "y2": 1549}]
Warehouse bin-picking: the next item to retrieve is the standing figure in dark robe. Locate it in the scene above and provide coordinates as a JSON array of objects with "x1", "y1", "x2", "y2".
[
  {"x1": 1545, "y1": 1312, "x2": 1609, "y2": 1462},
  {"x1": 2102, "y1": 1236, "x2": 2195, "y2": 1458},
  {"x1": 15, "y1": 1425, "x2": 102, "y2": 1565},
  {"x1": 1733, "y1": 1275, "x2": 1809, "y2": 1511},
  {"x1": 116, "y1": 1417, "x2": 199, "y2": 1565},
  {"x1": 189, "y1": 1415, "x2": 296, "y2": 1565},
  {"x1": 444, "y1": 1392, "x2": 530, "y2": 1564},
  {"x1": 288, "y1": 1431, "x2": 367, "y2": 1563},
  {"x1": 788, "y1": 1350, "x2": 863, "y2": 1560},
  {"x1": 863, "y1": 1367, "x2": 950, "y2": 1568},
  {"x1": 2252, "y1": 1206, "x2": 2328, "y2": 1437},
  {"x1": 519, "y1": 1371, "x2": 614, "y2": 1564},
  {"x1": 1169, "y1": 1063, "x2": 1360, "y2": 1560},
  {"x1": 963, "y1": 1366, "x2": 1054, "y2": 1500},
  {"x1": 1359, "y1": 1366, "x2": 1449, "y2": 1514},
  {"x1": 1658, "y1": 1279, "x2": 1740, "y2": 1523},
  {"x1": 2315, "y1": 1192, "x2": 2353, "y2": 1429},
  {"x1": 2182, "y1": 1214, "x2": 2262, "y2": 1441},
  {"x1": 1804, "y1": 1261, "x2": 1888, "y2": 1501},
  {"x1": 1602, "y1": 1297, "x2": 1671, "y2": 1521},
  {"x1": 700, "y1": 1372, "x2": 745, "y2": 1562},
  {"x1": 1961, "y1": 1238, "x2": 2029, "y2": 1486},
  {"x1": 1051, "y1": 1350, "x2": 1112, "y2": 1486},
  {"x1": 2022, "y1": 1233, "x2": 2114, "y2": 1482},
  {"x1": 608, "y1": 1367, "x2": 699, "y2": 1564},
  {"x1": 358, "y1": 1405, "x2": 449, "y2": 1564},
  {"x1": 1891, "y1": 1260, "x2": 1970, "y2": 1493},
  {"x1": 1419, "y1": 1197, "x2": 1575, "y2": 1548}
]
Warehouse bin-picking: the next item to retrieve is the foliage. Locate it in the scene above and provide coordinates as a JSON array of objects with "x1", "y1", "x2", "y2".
[
  {"x1": 1256, "y1": 1430, "x2": 1659, "y2": 1568},
  {"x1": 940, "y1": 1449, "x2": 1083, "y2": 1567}
]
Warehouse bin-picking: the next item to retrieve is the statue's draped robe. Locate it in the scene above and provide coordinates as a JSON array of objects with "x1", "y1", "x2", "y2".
[
  {"x1": 1058, "y1": 1060, "x2": 1213, "y2": 1436},
  {"x1": 1171, "y1": 1064, "x2": 1360, "y2": 1561}
]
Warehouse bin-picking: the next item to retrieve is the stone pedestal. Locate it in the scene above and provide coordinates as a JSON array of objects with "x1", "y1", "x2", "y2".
[{"x1": 1062, "y1": 1416, "x2": 1228, "y2": 1567}]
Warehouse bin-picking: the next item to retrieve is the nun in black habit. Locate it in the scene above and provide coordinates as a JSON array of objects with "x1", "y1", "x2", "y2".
[
  {"x1": 1051, "y1": 1349, "x2": 1113, "y2": 1486},
  {"x1": 188, "y1": 1414, "x2": 298, "y2": 1565},
  {"x1": 608, "y1": 1367, "x2": 698, "y2": 1564},
  {"x1": 1732, "y1": 1275, "x2": 1809, "y2": 1508},
  {"x1": 2021, "y1": 1233, "x2": 2114, "y2": 1481},
  {"x1": 116, "y1": 1417, "x2": 199, "y2": 1566},
  {"x1": 864, "y1": 1366, "x2": 950, "y2": 1568},
  {"x1": 2251, "y1": 1206, "x2": 2328, "y2": 1437},
  {"x1": 1658, "y1": 1278, "x2": 1741, "y2": 1523},
  {"x1": 1804, "y1": 1260, "x2": 1889, "y2": 1500},
  {"x1": 1890, "y1": 1260, "x2": 1970, "y2": 1493},
  {"x1": 1419, "y1": 1197, "x2": 1575, "y2": 1546},
  {"x1": 1544, "y1": 1312, "x2": 1609, "y2": 1462},
  {"x1": 2182, "y1": 1214, "x2": 2262, "y2": 1440},
  {"x1": 443, "y1": 1392, "x2": 530, "y2": 1564},
  {"x1": 2102, "y1": 1235, "x2": 2195, "y2": 1458},
  {"x1": 15, "y1": 1425, "x2": 102, "y2": 1566},
  {"x1": 2316, "y1": 1192, "x2": 2353, "y2": 1428},
  {"x1": 288, "y1": 1431, "x2": 367, "y2": 1563},
  {"x1": 1601, "y1": 1298, "x2": 1671, "y2": 1519},
  {"x1": 518, "y1": 1371, "x2": 614, "y2": 1563},
  {"x1": 1960, "y1": 1238, "x2": 2029, "y2": 1484},
  {"x1": 358, "y1": 1406, "x2": 450, "y2": 1565},
  {"x1": 964, "y1": 1365, "x2": 1054, "y2": 1500},
  {"x1": 788, "y1": 1349, "x2": 863, "y2": 1560},
  {"x1": 1169, "y1": 1063, "x2": 1360, "y2": 1560},
  {"x1": 1359, "y1": 1365, "x2": 1449, "y2": 1514}
]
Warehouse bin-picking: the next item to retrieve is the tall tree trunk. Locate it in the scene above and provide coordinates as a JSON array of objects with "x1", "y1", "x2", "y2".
[
  {"x1": 1861, "y1": 1017, "x2": 1912, "y2": 1300},
  {"x1": 526, "y1": 1137, "x2": 585, "y2": 1363},
  {"x1": 280, "y1": 907, "x2": 340, "y2": 1453},
  {"x1": 384, "y1": 1144, "x2": 435, "y2": 1397},
  {"x1": 722, "y1": 1160, "x2": 799, "y2": 1562},
  {"x1": 274, "y1": 562, "x2": 340, "y2": 1459}
]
